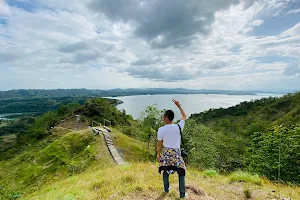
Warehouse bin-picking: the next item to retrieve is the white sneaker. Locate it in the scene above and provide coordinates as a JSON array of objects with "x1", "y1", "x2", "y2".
[
  {"x1": 186, "y1": 193, "x2": 189, "y2": 198},
  {"x1": 180, "y1": 193, "x2": 188, "y2": 199}
]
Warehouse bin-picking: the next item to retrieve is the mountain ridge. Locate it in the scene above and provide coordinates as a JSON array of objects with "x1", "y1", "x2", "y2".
[{"x1": 0, "y1": 88, "x2": 269, "y2": 99}]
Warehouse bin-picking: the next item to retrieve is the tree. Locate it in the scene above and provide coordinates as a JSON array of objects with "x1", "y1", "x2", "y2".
[
  {"x1": 249, "y1": 124, "x2": 300, "y2": 184},
  {"x1": 183, "y1": 119, "x2": 224, "y2": 170},
  {"x1": 139, "y1": 104, "x2": 164, "y2": 156}
]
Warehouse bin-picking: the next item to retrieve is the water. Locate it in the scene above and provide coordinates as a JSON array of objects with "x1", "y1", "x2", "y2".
[
  {"x1": 114, "y1": 93, "x2": 283, "y2": 120},
  {"x1": 0, "y1": 113, "x2": 27, "y2": 120}
]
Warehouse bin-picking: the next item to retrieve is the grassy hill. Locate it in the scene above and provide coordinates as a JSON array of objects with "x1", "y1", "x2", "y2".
[
  {"x1": 0, "y1": 128, "x2": 114, "y2": 199},
  {"x1": 1, "y1": 95, "x2": 300, "y2": 199},
  {"x1": 0, "y1": 125, "x2": 298, "y2": 200},
  {"x1": 22, "y1": 163, "x2": 300, "y2": 200},
  {"x1": 1, "y1": 128, "x2": 298, "y2": 200}
]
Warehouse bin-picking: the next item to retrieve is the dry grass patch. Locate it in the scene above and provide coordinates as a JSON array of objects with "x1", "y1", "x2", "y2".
[
  {"x1": 23, "y1": 162, "x2": 300, "y2": 200},
  {"x1": 0, "y1": 134, "x2": 16, "y2": 149}
]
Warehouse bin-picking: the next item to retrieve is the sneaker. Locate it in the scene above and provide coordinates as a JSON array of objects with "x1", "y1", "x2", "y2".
[{"x1": 180, "y1": 193, "x2": 188, "y2": 199}]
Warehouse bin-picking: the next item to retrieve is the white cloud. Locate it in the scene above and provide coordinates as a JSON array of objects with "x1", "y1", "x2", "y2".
[
  {"x1": 251, "y1": 19, "x2": 264, "y2": 27},
  {"x1": 0, "y1": 0, "x2": 299, "y2": 91},
  {"x1": 285, "y1": 8, "x2": 300, "y2": 15},
  {"x1": 282, "y1": 22, "x2": 300, "y2": 36},
  {"x1": 0, "y1": 0, "x2": 10, "y2": 16}
]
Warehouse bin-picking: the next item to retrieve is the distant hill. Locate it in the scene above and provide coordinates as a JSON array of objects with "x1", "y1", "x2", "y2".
[
  {"x1": 0, "y1": 88, "x2": 259, "y2": 99},
  {"x1": 0, "y1": 97, "x2": 123, "y2": 116},
  {"x1": 0, "y1": 97, "x2": 89, "y2": 115},
  {"x1": 190, "y1": 92, "x2": 300, "y2": 132}
]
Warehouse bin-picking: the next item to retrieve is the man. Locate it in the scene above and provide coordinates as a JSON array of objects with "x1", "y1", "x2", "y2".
[{"x1": 157, "y1": 98, "x2": 187, "y2": 199}]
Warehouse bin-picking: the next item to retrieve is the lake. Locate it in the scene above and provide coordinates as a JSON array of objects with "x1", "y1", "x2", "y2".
[
  {"x1": 0, "y1": 113, "x2": 30, "y2": 120},
  {"x1": 113, "y1": 93, "x2": 283, "y2": 120}
]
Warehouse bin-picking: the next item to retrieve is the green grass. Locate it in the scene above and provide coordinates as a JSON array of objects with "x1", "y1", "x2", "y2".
[
  {"x1": 0, "y1": 127, "x2": 152, "y2": 200},
  {"x1": 110, "y1": 129, "x2": 154, "y2": 162},
  {"x1": 203, "y1": 169, "x2": 218, "y2": 177},
  {"x1": 1, "y1": 128, "x2": 300, "y2": 200},
  {"x1": 0, "y1": 128, "x2": 114, "y2": 200},
  {"x1": 229, "y1": 171, "x2": 262, "y2": 185}
]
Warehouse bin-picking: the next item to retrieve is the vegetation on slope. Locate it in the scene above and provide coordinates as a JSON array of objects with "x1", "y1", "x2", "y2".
[
  {"x1": 188, "y1": 92, "x2": 300, "y2": 184},
  {"x1": 1, "y1": 93, "x2": 300, "y2": 199},
  {"x1": 191, "y1": 92, "x2": 300, "y2": 135},
  {"x1": 0, "y1": 97, "x2": 89, "y2": 114},
  {"x1": 122, "y1": 94, "x2": 300, "y2": 184},
  {"x1": 0, "y1": 129, "x2": 114, "y2": 200},
  {"x1": 249, "y1": 125, "x2": 300, "y2": 183},
  {"x1": 2, "y1": 125, "x2": 299, "y2": 200},
  {"x1": 0, "y1": 117, "x2": 35, "y2": 137},
  {"x1": 0, "y1": 97, "x2": 135, "y2": 199},
  {"x1": 0, "y1": 98, "x2": 132, "y2": 157}
]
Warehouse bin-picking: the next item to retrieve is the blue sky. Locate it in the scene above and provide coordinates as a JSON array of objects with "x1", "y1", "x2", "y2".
[{"x1": 0, "y1": 0, "x2": 299, "y2": 92}]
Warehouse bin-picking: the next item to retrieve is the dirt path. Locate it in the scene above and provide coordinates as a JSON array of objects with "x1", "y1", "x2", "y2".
[
  {"x1": 74, "y1": 115, "x2": 80, "y2": 131},
  {"x1": 93, "y1": 127, "x2": 127, "y2": 165}
]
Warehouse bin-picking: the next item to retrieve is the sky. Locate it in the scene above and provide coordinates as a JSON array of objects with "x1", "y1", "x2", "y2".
[{"x1": 0, "y1": 0, "x2": 300, "y2": 92}]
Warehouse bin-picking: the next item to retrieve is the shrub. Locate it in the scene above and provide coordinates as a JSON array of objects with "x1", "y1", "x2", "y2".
[
  {"x1": 243, "y1": 189, "x2": 252, "y2": 199},
  {"x1": 229, "y1": 171, "x2": 261, "y2": 185},
  {"x1": 203, "y1": 169, "x2": 218, "y2": 177}
]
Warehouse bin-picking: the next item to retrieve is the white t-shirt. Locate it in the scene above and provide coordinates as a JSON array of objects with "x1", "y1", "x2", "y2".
[{"x1": 157, "y1": 120, "x2": 185, "y2": 149}]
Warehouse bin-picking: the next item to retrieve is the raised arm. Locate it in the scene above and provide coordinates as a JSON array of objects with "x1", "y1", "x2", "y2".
[{"x1": 172, "y1": 98, "x2": 186, "y2": 120}]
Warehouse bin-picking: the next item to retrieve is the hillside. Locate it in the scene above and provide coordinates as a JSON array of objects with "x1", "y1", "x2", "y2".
[
  {"x1": 186, "y1": 92, "x2": 300, "y2": 183},
  {"x1": 190, "y1": 92, "x2": 300, "y2": 133},
  {"x1": 22, "y1": 163, "x2": 300, "y2": 200},
  {"x1": 0, "y1": 128, "x2": 298, "y2": 200},
  {"x1": 0, "y1": 96, "x2": 122, "y2": 115},
  {"x1": 1, "y1": 96, "x2": 300, "y2": 199},
  {"x1": 0, "y1": 128, "x2": 113, "y2": 199}
]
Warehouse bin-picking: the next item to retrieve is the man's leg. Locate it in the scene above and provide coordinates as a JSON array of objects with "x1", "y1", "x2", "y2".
[
  {"x1": 179, "y1": 175, "x2": 186, "y2": 198},
  {"x1": 163, "y1": 171, "x2": 170, "y2": 192}
]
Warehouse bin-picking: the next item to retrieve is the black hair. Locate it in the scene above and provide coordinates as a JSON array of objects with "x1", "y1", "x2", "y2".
[{"x1": 164, "y1": 110, "x2": 174, "y2": 121}]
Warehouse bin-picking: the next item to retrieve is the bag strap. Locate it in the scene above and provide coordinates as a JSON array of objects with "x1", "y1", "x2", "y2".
[{"x1": 177, "y1": 124, "x2": 184, "y2": 147}]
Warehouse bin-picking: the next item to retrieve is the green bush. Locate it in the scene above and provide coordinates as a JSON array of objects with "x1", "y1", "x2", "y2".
[
  {"x1": 183, "y1": 120, "x2": 222, "y2": 170},
  {"x1": 203, "y1": 169, "x2": 218, "y2": 177},
  {"x1": 80, "y1": 98, "x2": 132, "y2": 126},
  {"x1": 229, "y1": 171, "x2": 261, "y2": 185}
]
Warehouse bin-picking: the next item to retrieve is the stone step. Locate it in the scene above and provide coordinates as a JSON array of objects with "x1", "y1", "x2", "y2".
[{"x1": 91, "y1": 126, "x2": 127, "y2": 165}]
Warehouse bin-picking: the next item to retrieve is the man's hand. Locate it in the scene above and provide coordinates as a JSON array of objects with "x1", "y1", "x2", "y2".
[
  {"x1": 172, "y1": 98, "x2": 180, "y2": 107},
  {"x1": 173, "y1": 98, "x2": 187, "y2": 120},
  {"x1": 157, "y1": 154, "x2": 161, "y2": 162}
]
